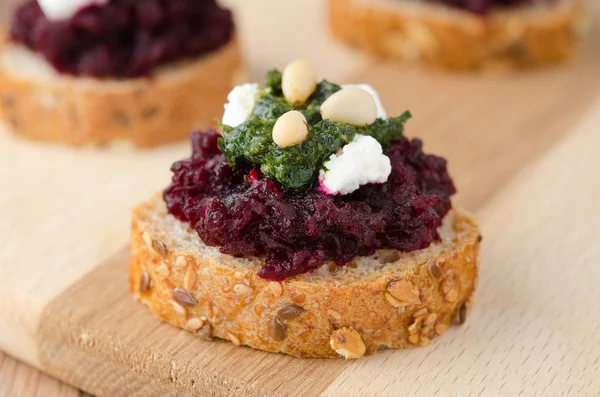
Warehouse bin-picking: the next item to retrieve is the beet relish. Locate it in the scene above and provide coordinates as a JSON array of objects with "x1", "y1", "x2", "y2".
[
  {"x1": 164, "y1": 131, "x2": 456, "y2": 281},
  {"x1": 10, "y1": 0, "x2": 233, "y2": 78}
]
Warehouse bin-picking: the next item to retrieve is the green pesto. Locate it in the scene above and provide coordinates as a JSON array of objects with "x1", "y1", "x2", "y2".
[
  {"x1": 219, "y1": 70, "x2": 411, "y2": 190},
  {"x1": 358, "y1": 111, "x2": 412, "y2": 147}
]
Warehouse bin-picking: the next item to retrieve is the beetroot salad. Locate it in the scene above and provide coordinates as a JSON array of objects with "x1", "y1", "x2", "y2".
[
  {"x1": 163, "y1": 69, "x2": 456, "y2": 281},
  {"x1": 10, "y1": 0, "x2": 234, "y2": 78}
]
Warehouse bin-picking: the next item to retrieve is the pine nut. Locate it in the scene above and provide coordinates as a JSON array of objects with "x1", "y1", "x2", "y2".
[
  {"x1": 272, "y1": 110, "x2": 309, "y2": 148},
  {"x1": 282, "y1": 59, "x2": 317, "y2": 105},
  {"x1": 320, "y1": 87, "x2": 377, "y2": 126}
]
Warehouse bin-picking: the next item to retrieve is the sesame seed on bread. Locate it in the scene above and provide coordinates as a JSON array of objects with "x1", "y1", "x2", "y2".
[
  {"x1": 129, "y1": 194, "x2": 481, "y2": 358},
  {"x1": 0, "y1": 31, "x2": 242, "y2": 148},
  {"x1": 329, "y1": 0, "x2": 590, "y2": 70}
]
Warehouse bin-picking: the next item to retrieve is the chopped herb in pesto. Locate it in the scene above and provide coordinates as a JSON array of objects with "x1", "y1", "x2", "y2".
[
  {"x1": 218, "y1": 70, "x2": 411, "y2": 190},
  {"x1": 359, "y1": 111, "x2": 412, "y2": 147},
  {"x1": 251, "y1": 94, "x2": 290, "y2": 121},
  {"x1": 265, "y1": 69, "x2": 283, "y2": 96}
]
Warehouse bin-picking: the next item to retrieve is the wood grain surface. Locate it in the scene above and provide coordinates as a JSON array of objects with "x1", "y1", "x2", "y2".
[
  {"x1": 0, "y1": 352, "x2": 85, "y2": 397},
  {"x1": 33, "y1": 94, "x2": 600, "y2": 397},
  {"x1": 0, "y1": 0, "x2": 599, "y2": 396},
  {"x1": 0, "y1": 2, "x2": 86, "y2": 396}
]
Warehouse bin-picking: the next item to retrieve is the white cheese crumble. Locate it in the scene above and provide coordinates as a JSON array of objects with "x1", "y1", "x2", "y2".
[
  {"x1": 319, "y1": 134, "x2": 391, "y2": 195},
  {"x1": 222, "y1": 83, "x2": 260, "y2": 127},
  {"x1": 38, "y1": 0, "x2": 109, "y2": 21},
  {"x1": 341, "y1": 84, "x2": 387, "y2": 119}
]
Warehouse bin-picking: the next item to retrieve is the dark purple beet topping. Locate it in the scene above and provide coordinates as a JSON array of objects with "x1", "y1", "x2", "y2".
[
  {"x1": 163, "y1": 131, "x2": 456, "y2": 281},
  {"x1": 10, "y1": 0, "x2": 234, "y2": 78},
  {"x1": 433, "y1": 0, "x2": 531, "y2": 15}
]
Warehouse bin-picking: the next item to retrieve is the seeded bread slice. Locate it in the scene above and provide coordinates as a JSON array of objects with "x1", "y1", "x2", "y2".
[
  {"x1": 129, "y1": 194, "x2": 481, "y2": 358},
  {"x1": 0, "y1": 31, "x2": 242, "y2": 148},
  {"x1": 329, "y1": 0, "x2": 590, "y2": 70}
]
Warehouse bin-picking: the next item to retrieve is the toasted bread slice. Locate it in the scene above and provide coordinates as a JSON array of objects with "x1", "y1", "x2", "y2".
[
  {"x1": 0, "y1": 32, "x2": 242, "y2": 148},
  {"x1": 330, "y1": 0, "x2": 589, "y2": 70},
  {"x1": 129, "y1": 194, "x2": 481, "y2": 358}
]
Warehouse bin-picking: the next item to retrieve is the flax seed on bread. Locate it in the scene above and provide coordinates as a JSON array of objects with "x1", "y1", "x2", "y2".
[
  {"x1": 129, "y1": 194, "x2": 480, "y2": 358},
  {"x1": 0, "y1": 31, "x2": 242, "y2": 147},
  {"x1": 329, "y1": 0, "x2": 590, "y2": 70}
]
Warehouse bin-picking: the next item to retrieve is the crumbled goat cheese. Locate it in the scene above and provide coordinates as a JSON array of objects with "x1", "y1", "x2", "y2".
[
  {"x1": 319, "y1": 134, "x2": 391, "y2": 195},
  {"x1": 38, "y1": 0, "x2": 109, "y2": 21},
  {"x1": 222, "y1": 83, "x2": 260, "y2": 127}
]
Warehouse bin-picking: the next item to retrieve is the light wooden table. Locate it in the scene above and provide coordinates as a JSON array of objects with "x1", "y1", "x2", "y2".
[
  {"x1": 0, "y1": 2, "x2": 89, "y2": 396},
  {"x1": 0, "y1": 352, "x2": 84, "y2": 397}
]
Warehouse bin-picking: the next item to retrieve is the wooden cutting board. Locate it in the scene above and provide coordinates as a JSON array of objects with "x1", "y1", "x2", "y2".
[{"x1": 1, "y1": 1, "x2": 599, "y2": 396}]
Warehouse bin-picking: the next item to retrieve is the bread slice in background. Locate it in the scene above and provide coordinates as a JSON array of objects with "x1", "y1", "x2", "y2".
[
  {"x1": 330, "y1": 0, "x2": 590, "y2": 70},
  {"x1": 129, "y1": 194, "x2": 480, "y2": 358},
  {"x1": 0, "y1": 32, "x2": 243, "y2": 148}
]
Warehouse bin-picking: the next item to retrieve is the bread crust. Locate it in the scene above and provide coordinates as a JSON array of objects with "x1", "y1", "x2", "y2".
[
  {"x1": 129, "y1": 195, "x2": 481, "y2": 358},
  {"x1": 0, "y1": 32, "x2": 242, "y2": 148},
  {"x1": 329, "y1": 0, "x2": 589, "y2": 70}
]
